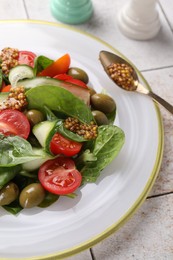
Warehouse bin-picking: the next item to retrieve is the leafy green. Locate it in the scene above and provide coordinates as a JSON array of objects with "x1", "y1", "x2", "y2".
[
  {"x1": 43, "y1": 105, "x2": 57, "y2": 121},
  {"x1": 0, "y1": 134, "x2": 42, "y2": 166},
  {"x1": 65, "y1": 193, "x2": 77, "y2": 199},
  {"x1": 38, "y1": 192, "x2": 59, "y2": 208},
  {"x1": 3, "y1": 200, "x2": 22, "y2": 215},
  {"x1": 43, "y1": 106, "x2": 87, "y2": 142},
  {"x1": 57, "y1": 122, "x2": 87, "y2": 142},
  {"x1": 79, "y1": 125, "x2": 125, "y2": 183},
  {"x1": 0, "y1": 165, "x2": 21, "y2": 189},
  {"x1": 26, "y1": 85, "x2": 94, "y2": 124},
  {"x1": 33, "y1": 55, "x2": 53, "y2": 75},
  {"x1": 19, "y1": 170, "x2": 38, "y2": 179},
  {"x1": 44, "y1": 105, "x2": 69, "y2": 121},
  {"x1": 75, "y1": 149, "x2": 97, "y2": 169}
]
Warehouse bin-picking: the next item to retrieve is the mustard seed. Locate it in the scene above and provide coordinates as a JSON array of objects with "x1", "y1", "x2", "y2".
[
  {"x1": 107, "y1": 63, "x2": 137, "y2": 91},
  {"x1": 64, "y1": 117, "x2": 98, "y2": 140}
]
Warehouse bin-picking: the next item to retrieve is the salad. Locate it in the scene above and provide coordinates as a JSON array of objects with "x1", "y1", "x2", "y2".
[{"x1": 0, "y1": 47, "x2": 125, "y2": 215}]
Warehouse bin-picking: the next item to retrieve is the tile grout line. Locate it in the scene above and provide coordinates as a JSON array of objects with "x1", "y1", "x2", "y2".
[
  {"x1": 140, "y1": 64, "x2": 173, "y2": 73},
  {"x1": 22, "y1": 0, "x2": 29, "y2": 19},
  {"x1": 158, "y1": 1, "x2": 173, "y2": 33},
  {"x1": 90, "y1": 248, "x2": 96, "y2": 260},
  {"x1": 147, "y1": 191, "x2": 173, "y2": 200}
]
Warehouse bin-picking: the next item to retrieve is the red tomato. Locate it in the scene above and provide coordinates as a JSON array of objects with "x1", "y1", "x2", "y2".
[
  {"x1": 38, "y1": 157, "x2": 82, "y2": 195},
  {"x1": 18, "y1": 50, "x2": 36, "y2": 67},
  {"x1": 53, "y1": 74, "x2": 72, "y2": 81},
  {"x1": 38, "y1": 54, "x2": 70, "y2": 77},
  {"x1": 54, "y1": 74, "x2": 88, "y2": 88},
  {"x1": 50, "y1": 133, "x2": 82, "y2": 157},
  {"x1": 0, "y1": 109, "x2": 30, "y2": 139}
]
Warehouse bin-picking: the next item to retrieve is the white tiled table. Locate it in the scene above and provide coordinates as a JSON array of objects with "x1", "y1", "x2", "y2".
[{"x1": 1, "y1": 1, "x2": 173, "y2": 259}]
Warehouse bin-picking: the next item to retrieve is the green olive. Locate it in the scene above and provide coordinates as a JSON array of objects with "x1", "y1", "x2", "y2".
[
  {"x1": 0, "y1": 182, "x2": 19, "y2": 206},
  {"x1": 92, "y1": 110, "x2": 109, "y2": 126},
  {"x1": 19, "y1": 183, "x2": 45, "y2": 208},
  {"x1": 67, "y1": 67, "x2": 89, "y2": 84},
  {"x1": 26, "y1": 109, "x2": 45, "y2": 126},
  {"x1": 91, "y1": 93, "x2": 116, "y2": 114}
]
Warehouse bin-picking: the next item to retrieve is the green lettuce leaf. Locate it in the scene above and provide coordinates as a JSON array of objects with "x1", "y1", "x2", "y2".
[
  {"x1": 3, "y1": 200, "x2": 23, "y2": 215},
  {"x1": 33, "y1": 55, "x2": 53, "y2": 75},
  {"x1": 0, "y1": 165, "x2": 21, "y2": 189},
  {"x1": 0, "y1": 134, "x2": 42, "y2": 167},
  {"x1": 26, "y1": 85, "x2": 94, "y2": 124},
  {"x1": 80, "y1": 125, "x2": 125, "y2": 183}
]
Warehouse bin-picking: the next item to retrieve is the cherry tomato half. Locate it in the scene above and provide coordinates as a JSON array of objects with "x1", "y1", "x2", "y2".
[
  {"x1": 18, "y1": 50, "x2": 36, "y2": 67},
  {"x1": 0, "y1": 109, "x2": 30, "y2": 139},
  {"x1": 38, "y1": 157, "x2": 82, "y2": 195},
  {"x1": 50, "y1": 133, "x2": 82, "y2": 157},
  {"x1": 54, "y1": 74, "x2": 88, "y2": 88}
]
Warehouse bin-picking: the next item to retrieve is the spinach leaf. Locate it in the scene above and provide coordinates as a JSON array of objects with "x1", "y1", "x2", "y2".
[
  {"x1": 19, "y1": 170, "x2": 38, "y2": 179},
  {"x1": 43, "y1": 105, "x2": 57, "y2": 121},
  {"x1": 3, "y1": 200, "x2": 22, "y2": 215},
  {"x1": 33, "y1": 55, "x2": 53, "y2": 75},
  {"x1": 0, "y1": 165, "x2": 21, "y2": 189},
  {"x1": 57, "y1": 122, "x2": 87, "y2": 142},
  {"x1": 80, "y1": 125, "x2": 125, "y2": 183},
  {"x1": 0, "y1": 134, "x2": 42, "y2": 166},
  {"x1": 38, "y1": 192, "x2": 59, "y2": 208},
  {"x1": 26, "y1": 85, "x2": 94, "y2": 124},
  {"x1": 75, "y1": 149, "x2": 97, "y2": 170},
  {"x1": 43, "y1": 106, "x2": 87, "y2": 142}
]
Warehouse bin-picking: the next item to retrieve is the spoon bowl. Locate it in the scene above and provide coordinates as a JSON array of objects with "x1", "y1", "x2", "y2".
[
  {"x1": 99, "y1": 50, "x2": 138, "y2": 83},
  {"x1": 99, "y1": 50, "x2": 173, "y2": 114}
]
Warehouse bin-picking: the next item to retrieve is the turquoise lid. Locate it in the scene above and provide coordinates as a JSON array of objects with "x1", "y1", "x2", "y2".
[{"x1": 50, "y1": 0, "x2": 93, "y2": 25}]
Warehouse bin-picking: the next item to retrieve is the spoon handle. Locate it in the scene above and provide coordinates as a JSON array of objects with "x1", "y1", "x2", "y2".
[{"x1": 148, "y1": 91, "x2": 173, "y2": 114}]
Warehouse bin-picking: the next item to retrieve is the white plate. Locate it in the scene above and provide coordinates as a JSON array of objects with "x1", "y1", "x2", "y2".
[{"x1": 0, "y1": 20, "x2": 163, "y2": 260}]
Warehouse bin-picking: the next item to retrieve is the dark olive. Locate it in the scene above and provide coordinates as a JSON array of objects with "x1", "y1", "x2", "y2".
[
  {"x1": 26, "y1": 109, "x2": 45, "y2": 126},
  {"x1": 92, "y1": 110, "x2": 109, "y2": 126},
  {"x1": 19, "y1": 183, "x2": 45, "y2": 208},
  {"x1": 91, "y1": 93, "x2": 116, "y2": 114},
  {"x1": 67, "y1": 67, "x2": 89, "y2": 84},
  {"x1": 0, "y1": 182, "x2": 19, "y2": 206}
]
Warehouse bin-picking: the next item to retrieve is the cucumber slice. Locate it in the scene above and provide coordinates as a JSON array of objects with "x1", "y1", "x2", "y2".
[
  {"x1": 16, "y1": 77, "x2": 90, "y2": 104},
  {"x1": 22, "y1": 148, "x2": 53, "y2": 171},
  {"x1": 9, "y1": 65, "x2": 34, "y2": 87},
  {"x1": 17, "y1": 77, "x2": 56, "y2": 90},
  {"x1": 32, "y1": 120, "x2": 57, "y2": 148}
]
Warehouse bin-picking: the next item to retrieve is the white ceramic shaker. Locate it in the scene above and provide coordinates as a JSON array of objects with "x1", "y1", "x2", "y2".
[{"x1": 117, "y1": 0, "x2": 161, "y2": 40}]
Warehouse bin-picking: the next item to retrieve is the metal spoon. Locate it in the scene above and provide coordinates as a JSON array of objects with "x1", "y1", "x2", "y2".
[{"x1": 99, "y1": 50, "x2": 173, "y2": 114}]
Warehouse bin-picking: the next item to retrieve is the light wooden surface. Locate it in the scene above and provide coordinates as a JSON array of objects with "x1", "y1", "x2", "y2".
[{"x1": 0, "y1": 0, "x2": 173, "y2": 259}]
